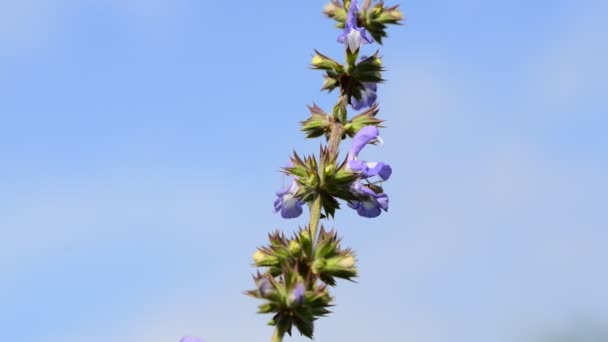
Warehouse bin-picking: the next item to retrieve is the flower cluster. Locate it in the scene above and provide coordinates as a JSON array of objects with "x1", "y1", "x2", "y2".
[
  {"x1": 247, "y1": 228, "x2": 356, "y2": 338},
  {"x1": 337, "y1": 0, "x2": 374, "y2": 53},
  {"x1": 274, "y1": 125, "x2": 391, "y2": 219},
  {"x1": 311, "y1": 50, "x2": 384, "y2": 112},
  {"x1": 325, "y1": 0, "x2": 404, "y2": 44},
  {"x1": 250, "y1": 1, "x2": 402, "y2": 341}
]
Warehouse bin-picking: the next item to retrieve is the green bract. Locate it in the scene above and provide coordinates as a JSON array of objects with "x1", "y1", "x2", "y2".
[
  {"x1": 344, "y1": 103, "x2": 384, "y2": 137},
  {"x1": 300, "y1": 104, "x2": 331, "y2": 139}
]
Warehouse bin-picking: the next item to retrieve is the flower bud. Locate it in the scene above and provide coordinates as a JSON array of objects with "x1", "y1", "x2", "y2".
[
  {"x1": 253, "y1": 250, "x2": 279, "y2": 267},
  {"x1": 321, "y1": 76, "x2": 338, "y2": 91},
  {"x1": 253, "y1": 250, "x2": 265, "y2": 263},
  {"x1": 324, "y1": 254, "x2": 358, "y2": 280},
  {"x1": 299, "y1": 228, "x2": 313, "y2": 256},
  {"x1": 288, "y1": 240, "x2": 302, "y2": 256},
  {"x1": 311, "y1": 52, "x2": 342, "y2": 71},
  {"x1": 311, "y1": 258, "x2": 326, "y2": 275},
  {"x1": 300, "y1": 229, "x2": 311, "y2": 244},
  {"x1": 332, "y1": 102, "x2": 347, "y2": 123},
  {"x1": 323, "y1": 2, "x2": 346, "y2": 21},
  {"x1": 372, "y1": 5, "x2": 383, "y2": 16},
  {"x1": 337, "y1": 255, "x2": 356, "y2": 268},
  {"x1": 324, "y1": 163, "x2": 337, "y2": 177},
  {"x1": 306, "y1": 173, "x2": 319, "y2": 188},
  {"x1": 377, "y1": 8, "x2": 404, "y2": 23}
]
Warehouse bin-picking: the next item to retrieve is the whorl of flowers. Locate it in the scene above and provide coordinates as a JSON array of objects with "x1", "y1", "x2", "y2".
[{"x1": 247, "y1": 1, "x2": 403, "y2": 341}]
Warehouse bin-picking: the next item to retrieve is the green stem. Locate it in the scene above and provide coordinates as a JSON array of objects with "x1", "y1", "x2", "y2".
[
  {"x1": 271, "y1": 328, "x2": 283, "y2": 342},
  {"x1": 309, "y1": 96, "x2": 347, "y2": 244},
  {"x1": 326, "y1": 120, "x2": 345, "y2": 158},
  {"x1": 309, "y1": 195, "x2": 322, "y2": 246}
]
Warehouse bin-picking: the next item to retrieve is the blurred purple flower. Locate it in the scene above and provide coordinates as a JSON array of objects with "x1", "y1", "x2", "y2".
[
  {"x1": 258, "y1": 277, "x2": 274, "y2": 297},
  {"x1": 290, "y1": 283, "x2": 305, "y2": 305},
  {"x1": 347, "y1": 126, "x2": 392, "y2": 180},
  {"x1": 337, "y1": 0, "x2": 373, "y2": 52},
  {"x1": 180, "y1": 337, "x2": 204, "y2": 342},
  {"x1": 347, "y1": 181, "x2": 389, "y2": 218},
  {"x1": 274, "y1": 179, "x2": 304, "y2": 219},
  {"x1": 351, "y1": 82, "x2": 377, "y2": 110}
]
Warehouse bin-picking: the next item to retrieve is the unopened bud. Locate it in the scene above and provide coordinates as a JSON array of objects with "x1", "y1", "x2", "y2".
[
  {"x1": 323, "y1": 2, "x2": 341, "y2": 16},
  {"x1": 337, "y1": 255, "x2": 356, "y2": 268},
  {"x1": 332, "y1": 102, "x2": 347, "y2": 123},
  {"x1": 312, "y1": 53, "x2": 341, "y2": 71},
  {"x1": 377, "y1": 8, "x2": 404, "y2": 23},
  {"x1": 253, "y1": 250, "x2": 278, "y2": 266},
  {"x1": 321, "y1": 76, "x2": 338, "y2": 91},
  {"x1": 253, "y1": 250, "x2": 266, "y2": 263},
  {"x1": 311, "y1": 54, "x2": 325, "y2": 67},
  {"x1": 306, "y1": 173, "x2": 319, "y2": 187},
  {"x1": 324, "y1": 254, "x2": 358, "y2": 280},
  {"x1": 288, "y1": 240, "x2": 302, "y2": 256},
  {"x1": 300, "y1": 229, "x2": 311, "y2": 243},
  {"x1": 311, "y1": 258, "x2": 326, "y2": 274}
]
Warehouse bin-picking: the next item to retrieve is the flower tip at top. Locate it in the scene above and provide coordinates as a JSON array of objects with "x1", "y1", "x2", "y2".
[{"x1": 337, "y1": 0, "x2": 373, "y2": 53}]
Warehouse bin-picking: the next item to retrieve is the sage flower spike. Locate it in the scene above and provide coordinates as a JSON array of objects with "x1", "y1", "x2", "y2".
[
  {"x1": 347, "y1": 126, "x2": 392, "y2": 180},
  {"x1": 348, "y1": 181, "x2": 389, "y2": 218},
  {"x1": 337, "y1": 0, "x2": 373, "y2": 53},
  {"x1": 274, "y1": 179, "x2": 304, "y2": 219}
]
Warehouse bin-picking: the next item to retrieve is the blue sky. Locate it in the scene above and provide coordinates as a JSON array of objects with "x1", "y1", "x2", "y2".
[{"x1": 0, "y1": 0, "x2": 606, "y2": 341}]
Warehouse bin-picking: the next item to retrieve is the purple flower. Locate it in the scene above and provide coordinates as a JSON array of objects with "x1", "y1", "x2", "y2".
[
  {"x1": 274, "y1": 179, "x2": 304, "y2": 219},
  {"x1": 258, "y1": 277, "x2": 274, "y2": 297},
  {"x1": 351, "y1": 82, "x2": 377, "y2": 110},
  {"x1": 347, "y1": 126, "x2": 392, "y2": 180},
  {"x1": 337, "y1": 1, "x2": 373, "y2": 53},
  {"x1": 348, "y1": 181, "x2": 389, "y2": 218},
  {"x1": 180, "y1": 337, "x2": 204, "y2": 342},
  {"x1": 290, "y1": 283, "x2": 305, "y2": 305}
]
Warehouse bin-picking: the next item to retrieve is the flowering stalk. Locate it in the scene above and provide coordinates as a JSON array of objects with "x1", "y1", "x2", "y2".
[
  {"x1": 247, "y1": 1, "x2": 403, "y2": 341},
  {"x1": 311, "y1": 102, "x2": 346, "y2": 243}
]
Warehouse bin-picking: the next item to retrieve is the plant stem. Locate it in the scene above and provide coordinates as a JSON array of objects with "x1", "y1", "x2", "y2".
[
  {"x1": 327, "y1": 121, "x2": 345, "y2": 157},
  {"x1": 271, "y1": 328, "x2": 283, "y2": 342},
  {"x1": 309, "y1": 195, "x2": 323, "y2": 246},
  {"x1": 309, "y1": 96, "x2": 347, "y2": 244}
]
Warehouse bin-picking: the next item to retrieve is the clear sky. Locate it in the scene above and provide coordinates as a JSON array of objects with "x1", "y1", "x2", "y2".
[{"x1": 1, "y1": 0, "x2": 606, "y2": 341}]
